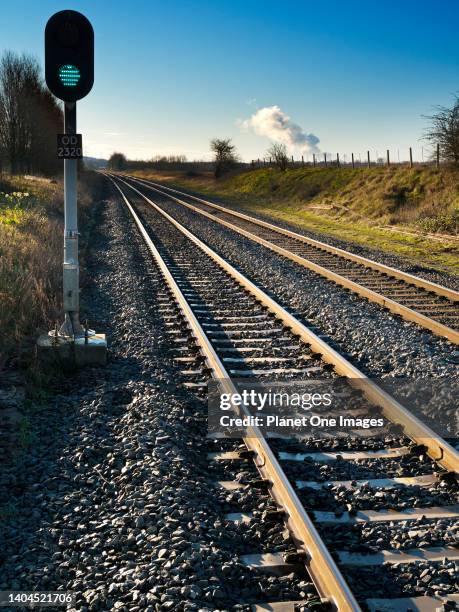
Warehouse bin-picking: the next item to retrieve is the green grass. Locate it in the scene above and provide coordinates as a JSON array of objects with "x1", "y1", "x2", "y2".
[
  {"x1": 130, "y1": 166, "x2": 459, "y2": 275},
  {"x1": 0, "y1": 173, "x2": 97, "y2": 369},
  {"x1": 0, "y1": 177, "x2": 62, "y2": 369}
]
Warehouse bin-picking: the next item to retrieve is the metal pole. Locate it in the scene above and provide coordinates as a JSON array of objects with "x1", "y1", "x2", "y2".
[
  {"x1": 313, "y1": 153, "x2": 316, "y2": 167},
  {"x1": 324, "y1": 153, "x2": 327, "y2": 167},
  {"x1": 351, "y1": 152, "x2": 355, "y2": 169},
  {"x1": 367, "y1": 150, "x2": 370, "y2": 168},
  {"x1": 387, "y1": 149, "x2": 390, "y2": 167},
  {"x1": 59, "y1": 102, "x2": 83, "y2": 337},
  {"x1": 409, "y1": 147, "x2": 413, "y2": 168},
  {"x1": 336, "y1": 153, "x2": 340, "y2": 167}
]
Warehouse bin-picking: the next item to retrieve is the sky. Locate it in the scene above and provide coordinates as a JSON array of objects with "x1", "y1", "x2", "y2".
[{"x1": 1, "y1": 0, "x2": 459, "y2": 161}]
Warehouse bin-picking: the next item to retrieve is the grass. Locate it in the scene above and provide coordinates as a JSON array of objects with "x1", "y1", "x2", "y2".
[
  {"x1": 129, "y1": 165, "x2": 459, "y2": 275},
  {"x1": 0, "y1": 173, "x2": 97, "y2": 370}
]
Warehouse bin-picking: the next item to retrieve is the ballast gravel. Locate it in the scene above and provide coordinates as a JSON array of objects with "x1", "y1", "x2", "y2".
[
  {"x1": 280, "y1": 454, "x2": 440, "y2": 482},
  {"x1": 119, "y1": 183, "x2": 459, "y2": 601},
  {"x1": 321, "y1": 517, "x2": 459, "y2": 552},
  {"x1": 0, "y1": 190, "x2": 321, "y2": 611},
  {"x1": 3, "y1": 179, "x2": 456, "y2": 611},
  {"x1": 146, "y1": 193, "x2": 458, "y2": 436},
  {"x1": 345, "y1": 559, "x2": 459, "y2": 599},
  {"x1": 152, "y1": 193, "x2": 458, "y2": 376},
  {"x1": 155, "y1": 182, "x2": 459, "y2": 292},
  {"x1": 298, "y1": 481, "x2": 458, "y2": 513}
]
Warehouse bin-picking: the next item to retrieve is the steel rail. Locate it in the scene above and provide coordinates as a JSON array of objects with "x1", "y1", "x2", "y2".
[
  {"x1": 108, "y1": 176, "x2": 362, "y2": 612},
  {"x1": 112, "y1": 174, "x2": 459, "y2": 475},
  {"x1": 127, "y1": 174, "x2": 459, "y2": 302},
  {"x1": 124, "y1": 174, "x2": 459, "y2": 345}
]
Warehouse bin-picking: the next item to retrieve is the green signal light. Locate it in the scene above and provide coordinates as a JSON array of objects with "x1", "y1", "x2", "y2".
[{"x1": 58, "y1": 64, "x2": 80, "y2": 87}]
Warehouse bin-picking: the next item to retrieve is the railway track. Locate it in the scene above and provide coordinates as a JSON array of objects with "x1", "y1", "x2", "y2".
[
  {"x1": 119, "y1": 174, "x2": 459, "y2": 345},
  {"x1": 107, "y1": 174, "x2": 459, "y2": 612}
]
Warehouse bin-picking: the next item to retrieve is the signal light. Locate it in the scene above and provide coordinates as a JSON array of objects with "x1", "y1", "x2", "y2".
[
  {"x1": 45, "y1": 10, "x2": 93, "y2": 102},
  {"x1": 59, "y1": 65, "x2": 81, "y2": 87}
]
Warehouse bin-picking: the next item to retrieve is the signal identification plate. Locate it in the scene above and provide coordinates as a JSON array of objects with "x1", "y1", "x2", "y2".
[{"x1": 57, "y1": 134, "x2": 83, "y2": 159}]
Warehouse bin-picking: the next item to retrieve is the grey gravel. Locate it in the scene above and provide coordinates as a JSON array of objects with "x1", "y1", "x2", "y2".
[
  {"x1": 143, "y1": 191, "x2": 458, "y2": 441},
  {"x1": 156, "y1": 181, "x2": 459, "y2": 292},
  {"x1": 345, "y1": 558, "x2": 459, "y2": 599},
  {"x1": 321, "y1": 517, "x2": 459, "y2": 552},
  {"x1": 0, "y1": 187, "x2": 320, "y2": 611}
]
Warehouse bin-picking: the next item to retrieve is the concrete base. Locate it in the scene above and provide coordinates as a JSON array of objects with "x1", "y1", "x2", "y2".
[{"x1": 37, "y1": 333, "x2": 107, "y2": 368}]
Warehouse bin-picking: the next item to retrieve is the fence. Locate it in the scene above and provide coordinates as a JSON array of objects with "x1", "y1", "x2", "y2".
[
  {"x1": 251, "y1": 144, "x2": 443, "y2": 170},
  {"x1": 121, "y1": 146, "x2": 445, "y2": 175}
]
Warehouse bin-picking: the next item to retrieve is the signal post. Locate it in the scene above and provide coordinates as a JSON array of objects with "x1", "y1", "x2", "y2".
[{"x1": 37, "y1": 10, "x2": 107, "y2": 366}]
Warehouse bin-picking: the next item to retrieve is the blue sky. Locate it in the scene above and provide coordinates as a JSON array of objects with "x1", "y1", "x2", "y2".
[{"x1": 2, "y1": 0, "x2": 459, "y2": 161}]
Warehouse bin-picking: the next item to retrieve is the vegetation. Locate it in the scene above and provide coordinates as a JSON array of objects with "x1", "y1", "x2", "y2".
[
  {"x1": 108, "y1": 152, "x2": 127, "y2": 170},
  {"x1": 267, "y1": 142, "x2": 289, "y2": 171},
  {"x1": 0, "y1": 51, "x2": 62, "y2": 176},
  {"x1": 130, "y1": 165, "x2": 459, "y2": 274},
  {"x1": 0, "y1": 174, "x2": 98, "y2": 369},
  {"x1": 210, "y1": 138, "x2": 238, "y2": 178},
  {"x1": 425, "y1": 94, "x2": 459, "y2": 164}
]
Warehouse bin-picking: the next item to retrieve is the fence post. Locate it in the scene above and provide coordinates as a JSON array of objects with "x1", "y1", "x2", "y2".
[
  {"x1": 409, "y1": 148, "x2": 413, "y2": 168},
  {"x1": 324, "y1": 153, "x2": 327, "y2": 167},
  {"x1": 387, "y1": 149, "x2": 390, "y2": 167},
  {"x1": 436, "y1": 143, "x2": 440, "y2": 169},
  {"x1": 367, "y1": 151, "x2": 370, "y2": 168},
  {"x1": 313, "y1": 153, "x2": 316, "y2": 167},
  {"x1": 351, "y1": 153, "x2": 355, "y2": 169},
  {"x1": 301, "y1": 155, "x2": 304, "y2": 167},
  {"x1": 336, "y1": 153, "x2": 340, "y2": 167}
]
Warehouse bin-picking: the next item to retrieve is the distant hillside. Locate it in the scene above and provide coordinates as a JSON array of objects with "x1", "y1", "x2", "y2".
[{"x1": 84, "y1": 156, "x2": 107, "y2": 169}]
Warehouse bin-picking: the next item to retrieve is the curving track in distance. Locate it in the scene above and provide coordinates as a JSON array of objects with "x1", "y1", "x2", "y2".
[
  {"x1": 105, "y1": 173, "x2": 459, "y2": 612},
  {"x1": 119, "y1": 174, "x2": 459, "y2": 345}
]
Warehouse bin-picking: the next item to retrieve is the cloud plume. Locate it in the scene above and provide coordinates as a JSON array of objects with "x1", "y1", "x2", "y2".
[{"x1": 240, "y1": 105, "x2": 320, "y2": 153}]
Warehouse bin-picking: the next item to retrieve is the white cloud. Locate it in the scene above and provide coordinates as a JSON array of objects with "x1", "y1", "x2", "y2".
[{"x1": 239, "y1": 105, "x2": 320, "y2": 153}]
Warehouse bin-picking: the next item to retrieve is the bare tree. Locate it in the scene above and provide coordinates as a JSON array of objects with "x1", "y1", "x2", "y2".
[
  {"x1": 267, "y1": 142, "x2": 288, "y2": 171},
  {"x1": 108, "y1": 152, "x2": 127, "y2": 170},
  {"x1": 210, "y1": 138, "x2": 238, "y2": 177},
  {"x1": 424, "y1": 96, "x2": 459, "y2": 164},
  {"x1": 150, "y1": 154, "x2": 188, "y2": 168},
  {"x1": 0, "y1": 52, "x2": 40, "y2": 174},
  {"x1": 0, "y1": 51, "x2": 62, "y2": 175}
]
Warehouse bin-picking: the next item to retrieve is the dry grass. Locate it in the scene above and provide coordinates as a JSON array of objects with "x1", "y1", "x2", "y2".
[
  {"x1": 130, "y1": 166, "x2": 459, "y2": 275},
  {"x1": 0, "y1": 174, "x2": 96, "y2": 369},
  {"x1": 132, "y1": 165, "x2": 459, "y2": 232}
]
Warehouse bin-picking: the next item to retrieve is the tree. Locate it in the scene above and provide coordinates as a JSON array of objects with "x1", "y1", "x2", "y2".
[
  {"x1": 267, "y1": 142, "x2": 289, "y2": 171},
  {"x1": 0, "y1": 51, "x2": 62, "y2": 176},
  {"x1": 210, "y1": 138, "x2": 238, "y2": 177},
  {"x1": 108, "y1": 152, "x2": 127, "y2": 170},
  {"x1": 424, "y1": 96, "x2": 459, "y2": 164}
]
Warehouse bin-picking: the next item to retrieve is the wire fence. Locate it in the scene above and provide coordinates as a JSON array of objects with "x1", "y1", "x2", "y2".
[{"x1": 251, "y1": 145, "x2": 443, "y2": 170}]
